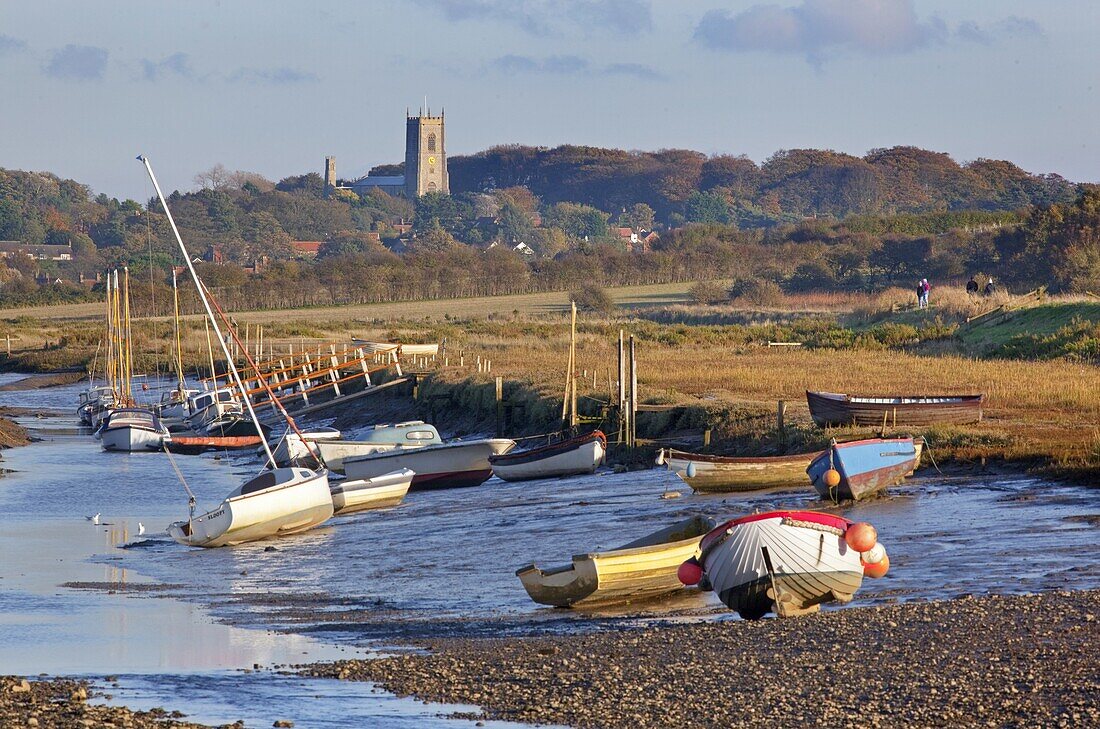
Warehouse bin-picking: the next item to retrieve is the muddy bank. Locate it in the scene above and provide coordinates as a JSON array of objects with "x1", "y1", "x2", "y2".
[
  {"x1": 0, "y1": 409, "x2": 32, "y2": 448},
  {"x1": 0, "y1": 371, "x2": 85, "y2": 391},
  {"x1": 1, "y1": 676, "x2": 216, "y2": 728},
  {"x1": 303, "y1": 590, "x2": 1100, "y2": 728}
]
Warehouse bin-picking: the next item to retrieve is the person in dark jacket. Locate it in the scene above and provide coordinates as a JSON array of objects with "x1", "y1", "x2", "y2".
[
  {"x1": 966, "y1": 277, "x2": 979, "y2": 294},
  {"x1": 983, "y1": 277, "x2": 996, "y2": 296}
]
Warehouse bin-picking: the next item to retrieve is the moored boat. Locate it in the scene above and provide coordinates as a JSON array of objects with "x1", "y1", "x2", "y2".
[
  {"x1": 343, "y1": 438, "x2": 515, "y2": 490},
  {"x1": 100, "y1": 408, "x2": 168, "y2": 452},
  {"x1": 330, "y1": 468, "x2": 414, "y2": 515},
  {"x1": 164, "y1": 434, "x2": 264, "y2": 455},
  {"x1": 657, "y1": 448, "x2": 822, "y2": 492},
  {"x1": 167, "y1": 467, "x2": 334, "y2": 547},
  {"x1": 807, "y1": 437, "x2": 922, "y2": 501},
  {"x1": 806, "y1": 390, "x2": 983, "y2": 427},
  {"x1": 272, "y1": 426, "x2": 342, "y2": 467},
  {"x1": 684, "y1": 511, "x2": 889, "y2": 619},
  {"x1": 316, "y1": 421, "x2": 443, "y2": 473},
  {"x1": 489, "y1": 431, "x2": 606, "y2": 482},
  {"x1": 516, "y1": 515, "x2": 717, "y2": 608}
]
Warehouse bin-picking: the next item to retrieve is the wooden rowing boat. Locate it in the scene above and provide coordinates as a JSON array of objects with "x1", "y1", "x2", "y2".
[
  {"x1": 515, "y1": 515, "x2": 716, "y2": 608},
  {"x1": 806, "y1": 437, "x2": 922, "y2": 501},
  {"x1": 489, "y1": 431, "x2": 606, "y2": 482},
  {"x1": 657, "y1": 448, "x2": 822, "y2": 492},
  {"x1": 331, "y1": 468, "x2": 414, "y2": 515},
  {"x1": 164, "y1": 434, "x2": 264, "y2": 455},
  {"x1": 806, "y1": 390, "x2": 983, "y2": 427}
]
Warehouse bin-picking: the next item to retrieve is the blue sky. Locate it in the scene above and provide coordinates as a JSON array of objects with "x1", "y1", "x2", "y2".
[{"x1": 1, "y1": 1, "x2": 1096, "y2": 201}]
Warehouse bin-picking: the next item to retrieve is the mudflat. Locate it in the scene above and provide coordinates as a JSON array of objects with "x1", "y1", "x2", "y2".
[
  {"x1": 0, "y1": 676, "x2": 213, "y2": 728},
  {"x1": 304, "y1": 590, "x2": 1100, "y2": 728}
]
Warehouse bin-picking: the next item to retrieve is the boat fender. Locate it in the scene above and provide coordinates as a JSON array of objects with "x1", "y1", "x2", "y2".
[
  {"x1": 845, "y1": 522, "x2": 877, "y2": 553},
  {"x1": 677, "y1": 557, "x2": 703, "y2": 586},
  {"x1": 823, "y1": 468, "x2": 841, "y2": 489},
  {"x1": 861, "y1": 542, "x2": 886, "y2": 565},
  {"x1": 685, "y1": 462, "x2": 697, "y2": 479},
  {"x1": 863, "y1": 548, "x2": 890, "y2": 578},
  {"x1": 655, "y1": 449, "x2": 666, "y2": 466}
]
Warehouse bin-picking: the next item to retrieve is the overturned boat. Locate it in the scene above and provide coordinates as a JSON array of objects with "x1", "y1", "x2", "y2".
[
  {"x1": 807, "y1": 437, "x2": 922, "y2": 502},
  {"x1": 657, "y1": 448, "x2": 822, "y2": 493},
  {"x1": 489, "y1": 431, "x2": 606, "y2": 482},
  {"x1": 516, "y1": 515, "x2": 716, "y2": 608},
  {"x1": 330, "y1": 468, "x2": 414, "y2": 516},
  {"x1": 681, "y1": 511, "x2": 889, "y2": 619}
]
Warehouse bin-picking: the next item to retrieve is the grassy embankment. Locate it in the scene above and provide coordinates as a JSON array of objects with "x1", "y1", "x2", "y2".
[{"x1": 1, "y1": 282, "x2": 1097, "y2": 476}]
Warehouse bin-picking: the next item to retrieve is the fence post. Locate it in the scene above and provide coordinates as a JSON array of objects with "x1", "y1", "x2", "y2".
[{"x1": 495, "y1": 376, "x2": 504, "y2": 437}]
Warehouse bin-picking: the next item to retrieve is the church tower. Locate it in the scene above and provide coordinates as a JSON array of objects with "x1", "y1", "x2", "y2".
[{"x1": 405, "y1": 108, "x2": 448, "y2": 197}]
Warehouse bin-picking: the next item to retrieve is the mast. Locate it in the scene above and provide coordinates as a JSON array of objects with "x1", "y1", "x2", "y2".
[
  {"x1": 104, "y1": 270, "x2": 115, "y2": 395},
  {"x1": 139, "y1": 155, "x2": 277, "y2": 468},
  {"x1": 113, "y1": 270, "x2": 124, "y2": 401},
  {"x1": 172, "y1": 269, "x2": 185, "y2": 389},
  {"x1": 123, "y1": 267, "x2": 134, "y2": 404}
]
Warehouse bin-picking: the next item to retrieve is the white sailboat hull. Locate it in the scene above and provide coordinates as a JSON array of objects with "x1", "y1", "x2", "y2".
[
  {"x1": 700, "y1": 511, "x2": 864, "y2": 619},
  {"x1": 331, "y1": 469, "x2": 414, "y2": 515},
  {"x1": 101, "y1": 424, "x2": 165, "y2": 452},
  {"x1": 344, "y1": 439, "x2": 516, "y2": 490},
  {"x1": 167, "y1": 469, "x2": 334, "y2": 548},
  {"x1": 273, "y1": 429, "x2": 342, "y2": 467}
]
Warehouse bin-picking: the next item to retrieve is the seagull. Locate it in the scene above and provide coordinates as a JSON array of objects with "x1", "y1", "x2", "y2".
[
  {"x1": 86, "y1": 513, "x2": 100, "y2": 525},
  {"x1": 137, "y1": 523, "x2": 145, "y2": 536}
]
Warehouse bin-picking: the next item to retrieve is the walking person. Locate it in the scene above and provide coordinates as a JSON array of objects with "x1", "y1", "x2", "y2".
[
  {"x1": 983, "y1": 277, "x2": 996, "y2": 297},
  {"x1": 966, "y1": 276, "x2": 979, "y2": 295},
  {"x1": 921, "y1": 279, "x2": 930, "y2": 308},
  {"x1": 915, "y1": 280, "x2": 925, "y2": 309}
]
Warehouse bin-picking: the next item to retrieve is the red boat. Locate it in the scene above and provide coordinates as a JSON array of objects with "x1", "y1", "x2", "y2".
[{"x1": 164, "y1": 435, "x2": 264, "y2": 455}]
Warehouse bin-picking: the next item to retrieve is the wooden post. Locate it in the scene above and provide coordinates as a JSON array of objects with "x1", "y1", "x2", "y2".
[
  {"x1": 4, "y1": 334, "x2": 9, "y2": 356},
  {"x1": 777, "y1": 400, "x2": 786, "y2": 431},
  {"x1": 703, "y1": 428, "x2": 712, "y2": 448},
  {"x1": 495, "y1": 376, "x2": 504, "y2": 437},
  {"x1": 628, "y1": 334, "x2": 637, "y2": 451},
  {"x1": 617, "y1": 330, "x2": 625, "y2": 445}
]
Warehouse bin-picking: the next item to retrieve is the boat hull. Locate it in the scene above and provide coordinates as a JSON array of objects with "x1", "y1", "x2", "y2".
[
  {"x1": 660, "y1": 448, "x2": 821, "y2": 492},
  {"x1": 164, "y1": 435, "x2": 263, "y2": 455},
  {"x1": 331, "y1": 469, "x2": 414, "y2": 515},
  {"x1": 516, "y1": 516, "x2": 715, "y2": 608},
  {"x1": 101, "y1": 424, "x2": 165, "y2": 452},
  {"x1": 167, "y1": 469, "x2": 333, "y2": 547},
  {"x1": 343, "y1": 439, "x2": 515, "y2": 490},
  {"x1": 316, "y1": 422, "x2": 442, "y2": 473},
  {"x1": 807, "y1": 437, "x2": 920, "y2": 501},
  {"x1": 490, "y1": 432, "x2": 605, "y2": 482},
  {"x1": 272, "y1": 428, "x2": 341, "y2": 467},
  {"x1": 700, "y1": 511, "x2": 863, "y2": 619},
  {"x1": 806, "y1": 390, "x2": 983, "y2": 427}
]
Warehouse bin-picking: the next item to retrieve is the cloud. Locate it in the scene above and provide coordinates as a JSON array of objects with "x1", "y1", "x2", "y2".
[
  {"x1": 491, "y1": 54, "x2": 663, "y2": 80},
  {"x1": 413, "y1": 0, "x2": 651, "y2": 36},
  {"x1": 694, "y1": 1, "x2": 1042, "y2": 62},
  {"x1": 226, "y1": 67, "x2": 318, "y2": 84},
  {"x1": 141, "y1": 52, "x2": 193, "y2": 81},
  {"x1": 44, "y1": 44, "x2": 108, "y2": 80},
  {"x1": 0, "y1": 34, "x2": 28, "y2": 56}
]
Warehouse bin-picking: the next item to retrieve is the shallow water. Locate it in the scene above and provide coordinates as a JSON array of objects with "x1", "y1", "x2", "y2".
[{"x1": 1, "y1": 374, "x2": 1097, "y2": 722}]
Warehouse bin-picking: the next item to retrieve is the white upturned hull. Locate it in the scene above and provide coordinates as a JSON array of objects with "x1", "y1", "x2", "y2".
[
  {"x1": 167, "y1": 468, "x2": 334, "y2": 548},
  {"x1": 491, "y1": 439, "x2": 604, "y2": 481},
  {"x1": 331, "y1": 469, "x2": 414, "y2": 515},
  {"x1": 344, "y1": 439, "x2": 515, "y2": 490},
  {"x1": 101, "y1": 425, "x2": 165, "y2": 452},
  {"x1": 700, "y1": 512, "x2": 864, "y2": 619}
]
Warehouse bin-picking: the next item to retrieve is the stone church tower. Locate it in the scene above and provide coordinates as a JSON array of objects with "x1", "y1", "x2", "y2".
[{"x1": 405, "y1": 109, "x2": 448, "y2": 197}]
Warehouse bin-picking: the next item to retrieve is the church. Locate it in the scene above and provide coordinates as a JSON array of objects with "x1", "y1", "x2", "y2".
[{"x1": 324, "y1": 108, "x2": 449, "y2": 199}]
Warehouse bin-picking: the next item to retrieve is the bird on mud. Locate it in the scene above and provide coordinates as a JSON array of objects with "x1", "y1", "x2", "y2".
[
  {"x1": 137, "y1": 523, "x2": 145, "y2": 536},
  {"x1": 86, "y1": 513, "x2": 100, "y2": 525}
]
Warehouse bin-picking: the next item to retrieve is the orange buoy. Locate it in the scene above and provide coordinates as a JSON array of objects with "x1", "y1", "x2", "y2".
[
  {"x1": 677, "y1": 558, "x2": 703, "y2": 586},
  {"x1": 823, "y1": 468, "x2": 842, "y2": 488},
  {"x1": 845, "y1": 522, "x2": 877, "y2": 552},
  {"x1": 863, "y1": 553, "x2": 890, "y2": 578}
]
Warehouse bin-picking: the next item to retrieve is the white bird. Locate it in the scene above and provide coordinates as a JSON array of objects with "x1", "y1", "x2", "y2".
[
  {"x1": 86, "y1": 513, "x2": 100, "y2": 525},
  {"x1": 137, "y1": 523, "x2": 145, "y2": 536}
]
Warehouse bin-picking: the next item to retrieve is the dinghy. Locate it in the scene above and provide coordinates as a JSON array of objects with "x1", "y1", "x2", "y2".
[
  {"x1": 657, "y1": 448, "x2": 822, "y2": 492},
  {"x1": 100, "y1": 407, "x2": 169, "y2": 452},
  {"x1": 489, "y1": 431, "x2": 605, "y2": 482},
  {"x1": 682, "y1": 511, "x2": 889, "y2": 619},
  {"x1": 807, "y1": 390, "x2": 983, "y2": 427},
  {"x1": 343, "y1": 438, "x2": 515, "y2": 490},
  {"x1": 330, "y1": 468, "x2": 414, "y2": 515},
  {"x1": 807, "y1": 437, "x2": 922, "y2": 501},
  {"x1": 140, "y1": 155, "x2": 333, "y2": 548},
  {"x1": 272, "y1": 426, "x2": 342, "y2": 467},
  {"x1": 516, "y1": 515, "x2": 716, "y2": 608},
  {"x1": 167, "y1": 467, "x2": 334, "y2": 547},
  {"x1": 315, "y1": 421, "x2": 442, "y2": 473}
]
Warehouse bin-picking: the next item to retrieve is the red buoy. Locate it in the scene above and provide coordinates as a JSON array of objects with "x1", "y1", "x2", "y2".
[
  {"x1": 845, "y1": 522, "x2": 877, "y2": 553},
  {"x1": 678, "y1": 558, "x2": 703, "y2": 586}
]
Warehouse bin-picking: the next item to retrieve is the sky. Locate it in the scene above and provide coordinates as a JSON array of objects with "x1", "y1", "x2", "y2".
[{"x1": 1, "y1": 1, "x2": 1097, "y2": 201}]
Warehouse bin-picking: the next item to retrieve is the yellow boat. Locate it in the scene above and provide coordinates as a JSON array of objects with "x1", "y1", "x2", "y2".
[{"x1": 515, "y1": 515, "x2": 716, "y2": 608}]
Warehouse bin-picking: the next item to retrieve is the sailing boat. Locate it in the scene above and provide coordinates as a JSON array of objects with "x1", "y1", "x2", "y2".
[
  {"x1": 156, "y1": 270, "x2": 199, "y2": 425},
  {"x1": 139, "y1": 155, "x2": 333, "y2": 547},
  {"x1": 79, "y1": 272, "x2": 122, "y2": 426}
]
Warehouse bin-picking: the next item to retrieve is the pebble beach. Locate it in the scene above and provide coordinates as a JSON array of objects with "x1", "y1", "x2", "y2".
[{"x1": 304, "y1": 590, "x2": 1100, "y2": 728}]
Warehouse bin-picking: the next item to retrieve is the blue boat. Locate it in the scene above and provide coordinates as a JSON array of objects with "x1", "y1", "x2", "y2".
[{"x1": 807, "y1": 437, "x2": 922, "y2": 501}]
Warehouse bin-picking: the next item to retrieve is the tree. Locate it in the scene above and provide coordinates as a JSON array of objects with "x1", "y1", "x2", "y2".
[
  {"x1": 193, "y1": 164, "x2": 232, "y2": 191},
  {"x1": 685, "y1": 191, "x2": 729, "y2": 224},
  {"x1": 408, "y1": 219, "x2": 459, "y2": 254},
  {"x1": 543, "y1": 202, "x2": 609, "y2": 239},
  {"x1": 571, "y1": 282, "x2": 615, "y2": 315},
  {"x1": 618, "y1": 202, "x2": 655, "y2": 231}
]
